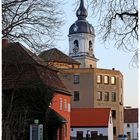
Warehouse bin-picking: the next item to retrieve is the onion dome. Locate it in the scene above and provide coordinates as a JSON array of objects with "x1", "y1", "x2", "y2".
[
  {"x1": 76, "y1": 0, "x2": 88, "y2": 20},
  {"x1": 69, "y1": 0, "x2": 95, "y2": 35}
]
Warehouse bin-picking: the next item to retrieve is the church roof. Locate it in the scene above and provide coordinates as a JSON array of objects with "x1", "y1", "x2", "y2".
[
  {"x1": 39, "y1": 48, "x2": 80, "y2": 64},
  {"x1": 69, "y1": 0, "x2": 95, "y2": 35}
]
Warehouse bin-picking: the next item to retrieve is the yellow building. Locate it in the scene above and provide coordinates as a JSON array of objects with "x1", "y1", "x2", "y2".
[
  {"x1": 61, "y1": 68, "x2": 124, "y2": 137},
  {"x1": 39, "y1": 0, "x2": 124, "y2": 138}
]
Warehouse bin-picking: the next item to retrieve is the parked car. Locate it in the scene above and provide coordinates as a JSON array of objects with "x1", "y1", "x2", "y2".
[{"x1": 117, "y1": 134, "x2": 128, "y2": 140}]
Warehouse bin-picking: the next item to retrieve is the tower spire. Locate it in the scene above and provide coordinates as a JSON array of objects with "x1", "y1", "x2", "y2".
[{"x1": 76, "y1": 0, "x2": 88, "y2": 20}]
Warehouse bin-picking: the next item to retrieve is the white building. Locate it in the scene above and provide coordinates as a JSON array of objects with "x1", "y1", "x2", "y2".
[
  {"x1": 71, "y1": 108, "x2": 113, "y2": 140},
  {"x1": 124, "y1": 108, "x2": 138, "y2": 140}
]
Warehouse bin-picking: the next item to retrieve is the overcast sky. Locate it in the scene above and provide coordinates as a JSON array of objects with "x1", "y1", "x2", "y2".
[{"x1": 56, "y1": 1, "x2": 138, "y2": 107}]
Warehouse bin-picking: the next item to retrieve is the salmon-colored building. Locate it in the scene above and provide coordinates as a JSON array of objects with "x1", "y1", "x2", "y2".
[{"x1": 50, "y1": 93, "x2": 71, "y2": 140}]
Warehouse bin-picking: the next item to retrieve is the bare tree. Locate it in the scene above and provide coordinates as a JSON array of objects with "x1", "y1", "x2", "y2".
[
  {"x1": 2, "y1": 0, "x2": 64, "y2": 52},
  {"x1": 83, "y1": 0, "x2": 138, "y2": 65}
]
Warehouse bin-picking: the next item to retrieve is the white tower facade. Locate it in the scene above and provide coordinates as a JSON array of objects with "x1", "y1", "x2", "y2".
[{"x1": 68, "y1": 0, "x2": 98, "y2": 68}]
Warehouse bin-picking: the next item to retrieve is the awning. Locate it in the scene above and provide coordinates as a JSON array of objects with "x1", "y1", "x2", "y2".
[{"x1": 47, "y1": 108, "x2": 67, "y2": 125}]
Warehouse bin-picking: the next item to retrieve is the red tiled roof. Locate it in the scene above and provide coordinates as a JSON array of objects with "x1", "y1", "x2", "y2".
[
  {"x1": 124, "y1": 108, "x2": 138, "y2": 123},
  {"x1": 71, "y1": 108, "x2": 111, "y2": 127}
]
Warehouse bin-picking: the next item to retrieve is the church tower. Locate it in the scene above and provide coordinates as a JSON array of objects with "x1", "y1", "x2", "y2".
[{"x1": 68, "y1": 0, "x2": 98, "y2": 68}]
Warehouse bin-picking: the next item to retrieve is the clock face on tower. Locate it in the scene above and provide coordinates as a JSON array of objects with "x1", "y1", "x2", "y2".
[{"x1": 73, "y1": 24, "x2": 78, "y2": 32}]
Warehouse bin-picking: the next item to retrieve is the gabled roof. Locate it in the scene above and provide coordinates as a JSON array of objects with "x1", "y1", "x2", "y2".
[
  {"x1": 3, "y1": 42, "x2": 47, "y2": 66},
  {"x1": 39, "y1": 48, "x2": 80, "y2": 64},
  {"x1": 71, "y1": 108, "x2": 111, "y2": 127},
  {"x1": 124, "y1": 108, "x2": 138, "y2": 123},
  {"x1": 2, "y1": 42, "x2": 70, "y2": 95}
]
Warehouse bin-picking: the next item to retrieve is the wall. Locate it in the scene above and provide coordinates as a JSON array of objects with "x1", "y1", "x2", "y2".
[
  {"x1": 51, "y1": 92, "x2": 71, "y2": 140},
  {"x1": 93, "y1": 68, "x2": 124, "y2": 137},
  {"x1": 71, "y1": 127, "x2": 108, "y2": 138},
  {"x1": 124, "y1": 123, "x2": 138, "y2": 139},
  {"x1": 61, "y1": 69, "x2": 95, "y2": 108}
]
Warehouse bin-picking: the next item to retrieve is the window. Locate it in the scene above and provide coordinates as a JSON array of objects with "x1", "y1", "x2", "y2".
[
  {"x1": 73, "y1": 40, "x2": 79, "y2": 53},
  {"x1": 104, "y1": 92, "x2": 109, "y2": 101},
  {"x1": 64, "y1": 99, "x2": 67, "y2": 111},
  {"x1": 112, "y1": 110, "x2": 116, "y2": 119},
  {"x1": 60, "y1": 98, "x2": 62, "y2": 110},
  {"x1": 97, "y1": 75, "x2": 102, "y2": 84},
  {"x1": 127, "y1": 124, "x2": 130, "y2": 127},
  {"x1": 89, "y1": 41, "x2": 93, "y2": 51},
  {"x1": 74, "y1": 40, "x2": 79, "y2": 48},
  {"x1": 97, "y1": 91, "x2": 102, "y2": 101},
  {"x1": 104, "y1": 75, "x2": 109, "y2": 84},
  {"x1": 111, "y1": 92, "x2": 116, "y2": 102},
  {"x1": 111, "y1": 76, "x2": 116, "y2": 85},
  {"x1": 77, "y1": 131, "x2": 83, "y2": 139},
  {"x1": 113, "y1": 127, "x2": 116, "y2": 135},
  {"x1": 74, "y1": 91, "x2": 79, "y2": 101},
  {"x1": 73, "y1": 74, "x2": 80, "y2": 84},
  {"x1": 68, "y1": 103, "x2": 70, "y2": 112}
]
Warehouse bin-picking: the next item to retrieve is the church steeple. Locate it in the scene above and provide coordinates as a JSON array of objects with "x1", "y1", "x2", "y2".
[
  {"x1": 76, "y1": 0, "x2": 88, "y2": 20},
  {"x1": 68, "y1": 0, "x2": 98, "y2": 68}
]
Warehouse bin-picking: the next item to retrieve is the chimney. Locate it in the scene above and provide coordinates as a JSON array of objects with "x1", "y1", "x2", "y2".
[{"x1": 2, "y1": 38, "x2": 8, "y2": 47}]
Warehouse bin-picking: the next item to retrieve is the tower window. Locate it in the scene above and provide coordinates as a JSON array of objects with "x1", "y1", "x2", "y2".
[
  {"x1": 89, "y1": 41, "x2": 93, "y2": 51},
  {"x1": 74, "y1": 40, "x2": 79, "y2": 47},
  {"x1": 90, "y1": 64, "x2": 92, "y2": 68},
  {"x1": 73, "y1": 40, "x2": 79, "y2": 53}
]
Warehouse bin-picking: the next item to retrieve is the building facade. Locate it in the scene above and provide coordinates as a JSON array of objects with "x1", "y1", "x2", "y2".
[
  {"x1": 124, "y1": 108, "x2": 138, "y2": 140},
  {"x1": 61, "y1": 68, "x2": 123, "y2": 137},
  {"x1": 71, "y1": 108, "x2": 113, "y2": 140},
  {"x1": 50, "y1": 92, "x2": 71, "y2": 140},
  {"x1": 39, "y1": 0, "x2": 124, "y2": 138}
]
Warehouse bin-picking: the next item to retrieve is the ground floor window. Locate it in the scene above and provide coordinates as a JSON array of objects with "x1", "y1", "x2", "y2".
[{"x1": 77, "y1": 131, "x2": 83, "y2": 139}]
